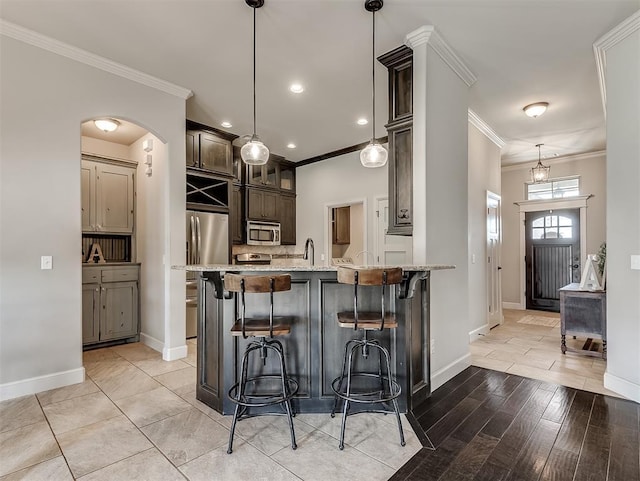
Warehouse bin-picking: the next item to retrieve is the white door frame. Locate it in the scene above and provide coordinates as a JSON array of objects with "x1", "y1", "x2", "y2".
[
  {"x1": 323, "y1": 198, "x2": 368, "y2": 265},
  {"x1": 515, "y1": 195, "x2": 591, "y2": 310}
]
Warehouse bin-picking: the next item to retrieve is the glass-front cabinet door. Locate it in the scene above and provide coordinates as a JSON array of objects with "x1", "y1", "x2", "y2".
[{"x1": 280, "y1": 164, "x2": 295, "y2": 191}]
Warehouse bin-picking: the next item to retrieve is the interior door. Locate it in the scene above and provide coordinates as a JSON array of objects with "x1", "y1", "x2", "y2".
[
  {"x1": 487, "y1": 192, "x2": 502, "y2": 327},
  {"x1": 525, "y1": 208, "x2": 580, "y2": 312},
  {"x1": 375, "y1": 198, "x2": 413, "y2": 265}
]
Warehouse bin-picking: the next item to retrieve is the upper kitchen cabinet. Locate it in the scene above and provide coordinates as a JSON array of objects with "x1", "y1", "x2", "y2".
[
  {"x1": 279, "y1": 162, "x2": 296, "y2": 192},
  {"x1": 278, "y1": 193, "x2": 296, "y2": 245},
  {"x1": 186, "y1": 120, "x2": 238, "y2": 176},
  {"x1": 247, "y1": 153, "x2": 280, "y2": 188},
  {"x1": 379, "y1": 45, "x2": 413, "y2": 236},
  {"x1": 82, "y1": 155, "x2": 135, "y2": 234},
  {"x1": 246, "y1": 188, "x2": 279, "y2": 221}
]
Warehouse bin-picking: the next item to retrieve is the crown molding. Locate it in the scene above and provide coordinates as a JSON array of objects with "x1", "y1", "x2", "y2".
[
  {"x1": 501, "y1": 150, "x2": 606, "y2": 171},
  {"x1": 468, "y1": 109, "x2": 505, "y2": 148},
  {"x1": 0, "y1": 20, "x2": 193, "y2": 100},
  {"x1": 593, "y1": 10, "x2": 640, "y2": 117},
  {"x1": 405, "y1": 25, "x2": 477, "y2": 87}
]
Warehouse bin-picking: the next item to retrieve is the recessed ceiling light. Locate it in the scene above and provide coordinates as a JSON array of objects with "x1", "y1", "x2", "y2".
[
  {"x1": 287, "y1": 143, "x2": 296, "y2": 149},
  {"x1": 221, "y1": 121, "x2": 232, "y2": 128},
  {"x1": 523, "y1": 102, "x2": 549, "y2": 118},
  {"x1": 94, "y1": 118, "x2": 120, "y2": 132},
  {"x1": 357, "y1": 118, "x2": 368, "y2": 125},
  {"x1": 289, "y1": 83, "x2": 304, "y2": 94}
]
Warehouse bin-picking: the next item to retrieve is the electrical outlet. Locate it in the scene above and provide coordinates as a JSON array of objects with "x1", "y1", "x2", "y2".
[
  {"x1": 430, "y1": 339, "x2": 435, "y2": 355},
  {"x1": 41, "y1": 256, "x2": 52, "y2": 270},
  {"x1": 320, "y1": 254, "x2": 325, "y2": 261}
]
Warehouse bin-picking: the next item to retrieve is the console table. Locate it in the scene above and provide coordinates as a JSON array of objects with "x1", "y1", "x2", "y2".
[{"x1": 559, "y1": 283, "x2": 606, "y2": 359}]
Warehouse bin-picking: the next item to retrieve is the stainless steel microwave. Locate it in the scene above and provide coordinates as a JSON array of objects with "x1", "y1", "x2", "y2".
[{"x1": 247, "y1": 221, "x2": 281, "y2": 246}]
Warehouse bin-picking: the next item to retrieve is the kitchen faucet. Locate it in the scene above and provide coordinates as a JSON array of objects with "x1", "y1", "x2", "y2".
[
  {"x1": 303, "y1": 238, "x2": 315, "y2": 266},
  {"x1": 354, "y1": 250, "x2": 374, "y2": 266}
]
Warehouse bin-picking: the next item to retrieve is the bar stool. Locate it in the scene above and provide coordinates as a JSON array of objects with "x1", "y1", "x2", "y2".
[
  {"x1": 331, "y1": 266, "x2": 405, "y2": 450},
  {"x1": 225, "y1": 273, "x2": 298, "y2": 454}
]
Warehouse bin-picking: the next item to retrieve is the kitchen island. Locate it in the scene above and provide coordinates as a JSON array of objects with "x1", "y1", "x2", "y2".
[{"x1": 178, "y1": 264, "x2": 454, "y2": 433}]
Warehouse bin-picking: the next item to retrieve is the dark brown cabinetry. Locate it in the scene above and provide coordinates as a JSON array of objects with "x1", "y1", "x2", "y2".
[
  {"x1": 186, "y1": 170, "x2": 230, "y2": 214},
  {"x1": 279, "y1": 194, "x2": 296, "y2": 245},
  {"x1": 332, "y1": 206, "x2": 350, "y2": 245},
  {"x1": 379, "y1": 45, "x2": 413, "y2": 236},
  {"x1": 247, "y1": 188, "x2": 278, "y2": 221},
  {"x1": 232, "y1": 185, "x2": 244, "y2": 244},
  {"x1": 186, "y1": 120, "x2": 237, "y2": 176}
]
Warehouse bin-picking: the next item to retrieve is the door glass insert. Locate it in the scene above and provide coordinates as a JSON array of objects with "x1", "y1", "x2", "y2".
[{"x1": 532, "y1": 214, "x2": 574, "y2": 239}]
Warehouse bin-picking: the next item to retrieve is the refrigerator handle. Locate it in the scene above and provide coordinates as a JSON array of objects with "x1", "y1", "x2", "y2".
[
  {"x1": 196, "y1": 216, "x2": 202, "y2": 264},
  {"x1": 190, "y1": 215, "x2": 196, "y2": 264}
]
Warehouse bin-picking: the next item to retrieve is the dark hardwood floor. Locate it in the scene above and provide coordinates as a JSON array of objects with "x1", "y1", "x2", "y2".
[{"x1": 397, "y1": 367, "x2": 640, "y2": 481}]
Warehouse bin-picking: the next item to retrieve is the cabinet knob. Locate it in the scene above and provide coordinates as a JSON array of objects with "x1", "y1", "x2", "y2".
[{"x1": 95, "y1": 288, "x2": 99, "y2": 292}]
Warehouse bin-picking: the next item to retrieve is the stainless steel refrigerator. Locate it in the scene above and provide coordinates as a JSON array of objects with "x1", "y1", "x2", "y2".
[{"x1": 186, "y1": 211, "x2": 229, "y2": 338}]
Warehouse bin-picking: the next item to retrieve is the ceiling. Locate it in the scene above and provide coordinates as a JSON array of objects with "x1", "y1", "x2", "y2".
[{"x1": 2, "y1": 0, "x2": 638, "y2": 164}]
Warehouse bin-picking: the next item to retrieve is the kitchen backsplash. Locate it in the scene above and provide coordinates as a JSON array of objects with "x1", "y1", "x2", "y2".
[{"x1": 232, "y1": 244, "x2": 311, "y2": 267}]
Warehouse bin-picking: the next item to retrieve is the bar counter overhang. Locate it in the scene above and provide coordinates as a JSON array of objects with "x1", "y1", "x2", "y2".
[{"x1": 175, "y1": 264, "x2": 454, "y2": 443}]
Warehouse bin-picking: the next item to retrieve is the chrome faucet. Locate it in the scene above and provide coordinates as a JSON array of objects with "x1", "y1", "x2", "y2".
[
  {"x1": 303, "y1": 238, "x2": 315, "y2": 266},
  {"x1": 354, "y1": 250, "x2": 374, "y2": 266}
]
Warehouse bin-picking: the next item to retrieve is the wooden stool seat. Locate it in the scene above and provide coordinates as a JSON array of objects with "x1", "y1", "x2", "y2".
[
  {"x1": 224, "y1": 272, "x2": 297, "y2": 455},
  {"x1": 337, "y1": 311, "x2": 398, "y2": 330},
  {"x1": 331, "y1": 265, "x2": 405, "y2": 450},
  {"x1": 230, "y1": 318, "x2": 291, "y2": 337}
]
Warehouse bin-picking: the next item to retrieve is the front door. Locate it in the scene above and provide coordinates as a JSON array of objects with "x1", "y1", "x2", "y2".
[{"x1": 525, "y1": 209, "x2": 580, "y2": 311}]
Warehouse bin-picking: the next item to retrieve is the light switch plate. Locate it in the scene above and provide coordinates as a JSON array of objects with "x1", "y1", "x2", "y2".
[
  {"x1": 41, "y1": 256, "x2": 52, "y2": 270},
  {"x1": 631, "y1": 255, "x2": 640, "y2": 270}
]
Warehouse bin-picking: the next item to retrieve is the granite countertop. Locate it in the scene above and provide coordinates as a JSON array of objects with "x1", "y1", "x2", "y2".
[{"x1": 173, "y1": 264, "x2": 455, "y2": 272}]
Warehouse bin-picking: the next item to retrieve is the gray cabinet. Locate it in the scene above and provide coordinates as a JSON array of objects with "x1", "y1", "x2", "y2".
[
  {"x1": 82, "y1": 265, "x2": 140, "y2": 346},
  {"x1": 82, "y1": 156, "x2": 135, "y2": 234}
]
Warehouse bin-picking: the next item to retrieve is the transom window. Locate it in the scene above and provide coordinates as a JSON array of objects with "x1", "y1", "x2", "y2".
[
  {"x1": 531, "y1": 215, "x2": 574, "y2": 239},
  {"x1": 527, "y1": 177, "x2": 580, "y2": 200}
]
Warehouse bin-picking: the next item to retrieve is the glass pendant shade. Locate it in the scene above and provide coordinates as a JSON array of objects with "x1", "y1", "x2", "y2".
[
  {"x1": 360, "y1": 141, "x2": 388, "y2": 168},
  {"x1": 241, "y1": 135, "x2": 269, "y2": 165}
]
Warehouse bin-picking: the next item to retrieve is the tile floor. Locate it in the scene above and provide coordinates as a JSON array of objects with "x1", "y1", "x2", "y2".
[
  {"x1": 0, "y1": 340, "x2": 421, "y2": 480},
  {"x1": 469, "y1": 309, "x2": 621, "y2": 398}
]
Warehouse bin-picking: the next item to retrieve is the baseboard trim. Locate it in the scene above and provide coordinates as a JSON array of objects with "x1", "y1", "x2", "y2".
[
  {"x1": 163, "y1": 344, "x2": 188, "y2": 361},
  {"x1": 140, "y1": 332, "x2": 164, "y2": 354},
  {"x1": 503, "y1": 302, "x2": 524, "y2": 310},
  {"x1": 604, "y1": 372, "x2": 640, "y2": 403},
  {"x1": 469, "y1": 324, "x2": 490, "y2": 343},
  {"x1": 0, "y1": 367, "x2": 85, "y2": 402},
  {"x1": 431, "y1": 353, "x2": 471, "y2": 391}
]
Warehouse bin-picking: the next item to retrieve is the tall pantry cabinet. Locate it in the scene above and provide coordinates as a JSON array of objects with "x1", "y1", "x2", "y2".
[{"x1": 81, "y1": 154, "x2": 140, "y2": 347}]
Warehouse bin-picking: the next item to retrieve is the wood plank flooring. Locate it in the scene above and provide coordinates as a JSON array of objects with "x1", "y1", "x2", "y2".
[{"x1": 396, "y1": 367, "x2": 640, "y2": 481}]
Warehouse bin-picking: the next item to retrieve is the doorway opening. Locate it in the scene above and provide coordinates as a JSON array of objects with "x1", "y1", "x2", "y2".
[
  {"x1": 487, "y1": 192, "x2": 502, "y2": 328},
  {"x1": 324, "y1": 200, "x2": 367, "y2": 266}
]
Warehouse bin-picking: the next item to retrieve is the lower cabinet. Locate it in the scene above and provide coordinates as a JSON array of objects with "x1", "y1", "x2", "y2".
[{"x1": 82, "y1": 265, "x2": 140, "y2": 346}]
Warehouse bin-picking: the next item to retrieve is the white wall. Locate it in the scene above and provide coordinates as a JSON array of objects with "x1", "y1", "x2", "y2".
[
  {"x1": 467, "y1": 123, "x2": 502, "y2": 336},
  {"x1": 501, "y1": 153, "x2": 607, "y2": 305},
  {"x1": 410, "y1": 31, "x2": 471, "y2": 389},
  {"x1": 603, "y1": 25, "x2": 640, "y2": 403},
  {"x1": 0, "y1": 35, "x2": 187, "y2": 399},
  {"x1": 296, "y1": 151, "x2": 387, "y2": 263}
]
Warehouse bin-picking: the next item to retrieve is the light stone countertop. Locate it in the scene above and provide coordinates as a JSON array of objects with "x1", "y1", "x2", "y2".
[{"x1": 173, "y1": 264, "x2": 455, "y2": 272}]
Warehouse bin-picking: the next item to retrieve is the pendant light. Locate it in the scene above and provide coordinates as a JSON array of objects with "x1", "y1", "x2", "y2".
[
  {"x1": 360, "y1": 0, "x2": 388, "y2": 168},
  {"x1": 531, "y1": 143, "x2": 550, "y2": 183},
  {"x1": 241, "y1": 0, "x2": 269, "y2": 166}
]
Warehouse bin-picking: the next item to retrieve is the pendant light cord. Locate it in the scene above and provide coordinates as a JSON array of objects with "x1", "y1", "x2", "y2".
[
  {"x1": 252, "y1": 6, "x2": 257, "y2": 137},
  {"x1": 371, "y1": 9, "x2": 376, "y2": 143}
]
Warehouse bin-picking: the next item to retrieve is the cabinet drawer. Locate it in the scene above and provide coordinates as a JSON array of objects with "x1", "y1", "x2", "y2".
[
  {"x1": 82, "y1": 269, "x2": 101, "y2": 284},
  {"x1": 102, "y1": 267, "x2": 139, "y2": 283}
]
